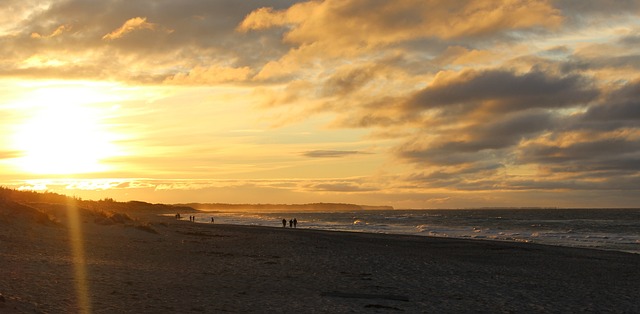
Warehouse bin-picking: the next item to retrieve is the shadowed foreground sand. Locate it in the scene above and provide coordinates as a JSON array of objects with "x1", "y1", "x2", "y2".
[{"x1": 1, "y1": 207, "x2": 639, "y2": 313}]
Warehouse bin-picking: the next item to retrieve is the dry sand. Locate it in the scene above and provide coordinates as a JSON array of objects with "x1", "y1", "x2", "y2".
[{"x1": 1, "y1": 205, "x2": 639, "y2": 313}]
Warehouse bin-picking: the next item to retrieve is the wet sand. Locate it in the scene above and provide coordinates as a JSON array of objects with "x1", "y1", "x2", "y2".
[{"x1": 1, "y1": 208, "x2": 639, "y2": 313}]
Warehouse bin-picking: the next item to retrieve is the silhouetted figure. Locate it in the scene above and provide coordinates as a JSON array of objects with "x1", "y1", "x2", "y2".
[
  {"x1": 289, "y1": 219, "x2": 293, "y2": 228},
  {"x1": 211, "y1": 217, "x2": 214, "y2": 223},
  {"x1": 293, "y1": 218, "x2": 297, "y2": 228},
  {"x1": 282, "y1": 219, "x2": 287, "y2": 227}
]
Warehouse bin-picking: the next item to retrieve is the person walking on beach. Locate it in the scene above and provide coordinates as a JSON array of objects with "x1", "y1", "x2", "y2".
[
  {"x1": 289, "y1": 219, "x2": 293, "y2": 228},
  {"x1": 211, "y1": 217, "x2": 214, "y2": 223},
  {"x1": 282, "y1": 219, "x2": 287, "y2": 227},
  {"x1": 293, "y1": 218, "x2": 297, "y2": 228}
]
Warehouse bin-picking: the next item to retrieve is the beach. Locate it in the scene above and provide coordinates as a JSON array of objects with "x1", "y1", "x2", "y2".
[{"x1": 1, "y1": 204, "x2": 639, "y2": 313}]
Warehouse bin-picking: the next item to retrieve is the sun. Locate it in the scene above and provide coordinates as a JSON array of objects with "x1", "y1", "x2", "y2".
[{"x1": 10, "y1": 82, "x2": 124, "y2": 175}]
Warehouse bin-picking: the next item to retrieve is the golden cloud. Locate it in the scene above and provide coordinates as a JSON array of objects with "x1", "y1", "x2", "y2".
[
  {"x1": 103, "y1": 17, "x2": 161, "y2": 40},
  {"x1": 165, "y1": 65, "x2": 252, "y2": 85},
  {"x1": 239, "y1": 0, "x2": 563, "y2": 46},
  {"x1": 31, "y1": 24, "x2": 71, "y2": 39},
  {"x1": 237, "y1": 7, "x2": 289, "y2": 32}
]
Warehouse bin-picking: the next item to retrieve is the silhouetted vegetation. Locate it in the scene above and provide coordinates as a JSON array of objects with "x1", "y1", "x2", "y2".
[
  {"x1": 0, "y1": 186, "x2": 69, "y2": 205},
  {"x1": 0, "y1": 187, "x2": 193, "y2": 233}
]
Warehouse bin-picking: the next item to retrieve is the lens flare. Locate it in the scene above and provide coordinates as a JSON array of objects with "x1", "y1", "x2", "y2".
[{"x1": 66, "y1": 197, "x2": 92, "y2": 314}]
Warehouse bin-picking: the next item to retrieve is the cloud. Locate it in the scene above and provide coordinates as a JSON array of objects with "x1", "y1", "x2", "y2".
[
  {"x1": 518, "y1": 135, "x2": 640, "y2": 168},
  {"x1": 239, "y1": 0, "x2": 563, "y2": 45},
  {"x1": 0, "y1": 1, "x2": 293, "y2": 82},
  {"x1": 398, "y1": 110, "x2": 557, "y2": 165},
  {"x1": 557, "y1": 79, "x2": 640, "y2": 134},
  {"x1": 233, "y1": 0, "x2": 639, "y2": 198},
  {"x1": 553, "y1": 0, "x2": 640, "y2": 17},
  {"x1": 321, "y1": 65, "x2": 377, "y2": 97},
  {"x1": 433, "y1": 46, "x2": 496, "y2": 67},
  {"x1": 0, "y1": 0, "x2": 634, "y2": 86},
  {"x1": 619, "y1": 32, "x2": 640, "y2": 46},
  {"x1": 407, "y1": 163, "x2": 504, "y2": 190},
  {"x1": 31, "y1": 24, "x2": 71, "y2": 39},
  {"x1": 102, "y1": 17, "x2": 161, "y2": 40},
  {"x1": 390, "y1": 65, "x2": 640, "y2": 192},
  {"x1": 237, "y1": 6, "x2": 290, "y2": 32},
  {"x1": 10, "y1": 177, "x2": 383, "y2": 195},
  {"x1": 237, "y1": 0, "x2": 565, "y2": 82},
  {"x1": 165, "y1": 65, "x2": 252, "y2": 85},
  {"x1": 0, "y1": 0, "x2": 46, "y2": 35},
  {"x1": 302, "y1": 182, "x2": 379, "y2": 193},
  {"x1": 406, "y1": 69, "x2": 598, "y2": 114},
  {"x1": 302, "y1": 150, "x2": 368, "y2": 158}
]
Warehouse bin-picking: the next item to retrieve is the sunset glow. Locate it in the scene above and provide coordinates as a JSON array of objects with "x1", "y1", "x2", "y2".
[
  {"x1": 7, "y1": 82, "x2": 125, "y2": 175},
  {"x1": 1, "y1": 1, "x2": 639, "y2": 208}
]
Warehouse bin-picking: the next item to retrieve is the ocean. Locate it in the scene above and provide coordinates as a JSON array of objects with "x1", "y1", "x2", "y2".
[{"x1": 187, "y1": 208, "x2": 640, "y2": 254}]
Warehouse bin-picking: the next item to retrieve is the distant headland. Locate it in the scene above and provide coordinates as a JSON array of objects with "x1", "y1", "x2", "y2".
[{"x1": 177, "y1": 202, "x2": 394, "y2": 212}]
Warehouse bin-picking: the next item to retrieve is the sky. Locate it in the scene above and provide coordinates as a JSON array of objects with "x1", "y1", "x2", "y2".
[{"x1": 1, "y1": 0, "x2": 640, "y2": 208}]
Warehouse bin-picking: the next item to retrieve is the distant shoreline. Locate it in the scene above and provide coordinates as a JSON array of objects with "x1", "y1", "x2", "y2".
[
  {"x1": 179, "y1": 202, "x2": 639, "y2": 212},
  {"x1": 178, "y1": 202, "x2": 394, "y2": 212}
]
